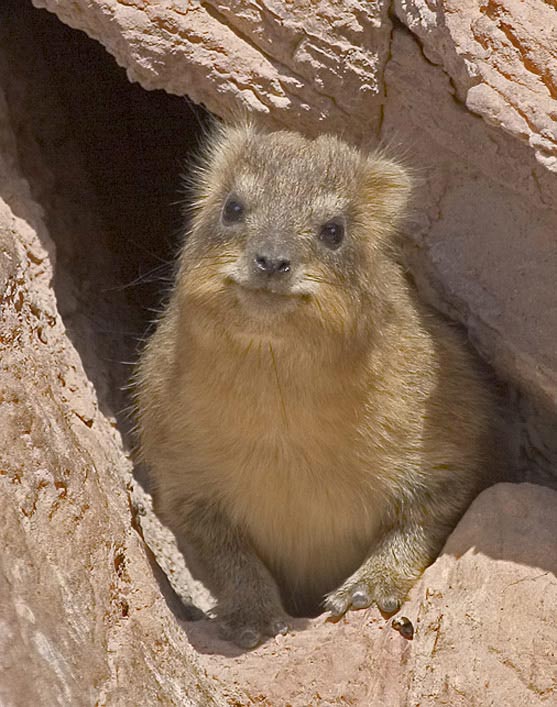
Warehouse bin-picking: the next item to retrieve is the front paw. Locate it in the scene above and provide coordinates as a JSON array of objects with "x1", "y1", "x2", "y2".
[
  {"x1": 324, "y1": 566, "x2": 413, "y2": 618},
  {"x1": 215, "y1": 603, "x2": 290, "y2": 649}
]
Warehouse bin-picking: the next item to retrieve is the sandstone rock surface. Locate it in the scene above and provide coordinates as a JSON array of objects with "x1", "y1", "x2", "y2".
[
  {"x1": 31, "y1": 0, "x2": 391, "y2": 138},
  {"x1": 0, "y1": 7, "x2": 228, "y2": 704},
  {"x1": 395, "y1": 0, "x2": 557, "y2": 170},
  {"x1": 187, "y1": 483, "x2": 557, "y2": 706},
  {"x1": 0, "y1": 166, "x2": 225, "y2": 705}
]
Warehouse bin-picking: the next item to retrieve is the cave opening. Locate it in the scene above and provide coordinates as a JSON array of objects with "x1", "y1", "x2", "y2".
[{"x1": 2, "y1": 0, "x2": 211, "y2": 439}]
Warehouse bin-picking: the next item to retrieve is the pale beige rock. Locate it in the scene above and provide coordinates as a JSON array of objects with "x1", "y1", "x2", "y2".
[
  {"x1": 0, "y1": 179, "x2": 225, "y2": 707},
  {"x1": 395, "y1": 0, "x2": 557, "y2": 170},
  {"x1": 31, "y1": 0, "x2": 391, "y2": 138},
  {"x1": 0, "y1": 10, "x2": 227, "y2": 706},
  {"x1": 187, "y1": 483, "x2": 557, "y2": 706},
  {"x1": 381, "y1": 26, "x2": 557, "y2": 484}
]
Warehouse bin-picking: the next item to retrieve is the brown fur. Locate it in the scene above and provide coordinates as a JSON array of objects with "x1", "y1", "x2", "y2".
[{"x1": 134, "y1": 123, "x2": 502, "y2": 648}]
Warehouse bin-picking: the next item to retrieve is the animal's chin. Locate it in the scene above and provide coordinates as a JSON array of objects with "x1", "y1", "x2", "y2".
[{"x1": 229, "y1": 281, "x2": 303, "y2": 325}]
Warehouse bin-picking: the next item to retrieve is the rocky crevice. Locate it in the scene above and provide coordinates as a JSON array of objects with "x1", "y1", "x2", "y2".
[{"x1": 2, "y1": 1, "x2": 557, "y2": 704}]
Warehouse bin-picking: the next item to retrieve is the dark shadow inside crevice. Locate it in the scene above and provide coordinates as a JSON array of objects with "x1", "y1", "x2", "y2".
[
  {"x1": 1, "y1": 0, "x2": 211, "y2": 443},
  {"x1": 0, "y1": 0, "x2": 213, "y2": 626}
]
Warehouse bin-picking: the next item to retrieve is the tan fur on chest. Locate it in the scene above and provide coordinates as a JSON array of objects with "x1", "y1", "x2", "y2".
[{"x1": 169, "y1": 332, "x2": 384, "y2": 599}]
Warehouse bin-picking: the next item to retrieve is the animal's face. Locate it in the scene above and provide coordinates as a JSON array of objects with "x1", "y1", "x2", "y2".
[{"x1": 177, "y1": 124, "x2": 411, "y2": 346}]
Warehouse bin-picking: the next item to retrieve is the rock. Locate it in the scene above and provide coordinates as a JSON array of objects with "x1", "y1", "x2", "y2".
[
  {"x1": 187, "y1": 483, "x2": 557, "y2": 706},
  {"x1": 31, "y1": 0, "x2": 392, "y2": 139},
  {"x1": 381, "y1": 26, "x2": 557, "y2": 485},
  {"x1": 0, "y1": 7, "x2": 227, "y2": 705},
  {"x1": 0, "y1": 183, "x2": 225, "y2": 706},
  {"x1": 394, "y1": 0, "x2": 557, "y2": 170}
]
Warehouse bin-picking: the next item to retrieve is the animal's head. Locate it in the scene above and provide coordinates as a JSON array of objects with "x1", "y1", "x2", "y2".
[{"x1": 176, "y1": 123, "x2": 412, "y2": 349}]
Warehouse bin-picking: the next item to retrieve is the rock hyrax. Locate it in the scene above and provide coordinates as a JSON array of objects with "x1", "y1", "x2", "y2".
[{"x1": 134, "y1": 123, "x2": 502, "y2": 648}]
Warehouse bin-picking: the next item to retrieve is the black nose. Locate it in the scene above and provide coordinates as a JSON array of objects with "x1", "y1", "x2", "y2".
[{"x1": 254, "y1": 253, "x2": 291, "y2": 275}]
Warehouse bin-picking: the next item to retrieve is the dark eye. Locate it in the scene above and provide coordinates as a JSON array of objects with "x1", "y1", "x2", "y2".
[
  {"x1": 318, "y1": 219, "x2": 344, "y2": 250},
  {"x1": 222, "y1": 195, "x2": 245, "y2": 224}
]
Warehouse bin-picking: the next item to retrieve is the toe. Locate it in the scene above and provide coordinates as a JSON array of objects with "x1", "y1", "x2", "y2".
[
  {"x1": 236, "y1": 627, "x2": 262, "y2": 649},
  {"x1": 350, "y1": 586, "x2": 372, "y2": 610},
  {"x1": 324, "y1": 593, "x2": 350, "y2": 618},
  {"x1": 377, "y1": 595, "x2": 401, "y2": 614}
]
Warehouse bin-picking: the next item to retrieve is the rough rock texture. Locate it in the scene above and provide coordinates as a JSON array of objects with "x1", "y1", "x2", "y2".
[
  {"x1": 395, "y1": 0, "x2": 557, "y2": 169},
  {"x1": 0, "y1": 153, "x2": 226, "y2": 704},
  {"x1": 0, "y1": 6, "x2": 228, "y2": 705},
  {"x1": 3, "y1": 1, "x2": 557, "y2": 705},
  {"x1": 382, "y1": 26, "x2": 557, "y2": 486},
  {"x1": 31, "y1": 0, "x2": 391, "y2": 138},
  {"x1": 188, "y1": 483, "x2": 557, "y2": 706},
  {"x1": 32, "y1": 0, "x2": 557, "y2": 487}
]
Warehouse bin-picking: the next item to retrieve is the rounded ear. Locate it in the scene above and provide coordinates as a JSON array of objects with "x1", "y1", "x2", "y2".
[
  {"x1": 361, "y1": 155, "x2": 413, "y2": 235},
  {"x1": 187, "y1": 120, "x2": 259, "y2": 206}
]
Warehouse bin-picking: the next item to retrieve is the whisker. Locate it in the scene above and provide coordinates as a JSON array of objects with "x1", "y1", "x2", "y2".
[
  {"x1": 102, "y1": 264, "x2": 175, "y2": 292},
  {"x1": 304, "y1": 274, "x2": 348, "y2": 291}
]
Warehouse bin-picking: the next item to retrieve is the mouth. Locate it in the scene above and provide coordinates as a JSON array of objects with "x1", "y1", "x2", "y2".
[{"x1": 227, "y1": 279, "x2": 305, "y2": 316}]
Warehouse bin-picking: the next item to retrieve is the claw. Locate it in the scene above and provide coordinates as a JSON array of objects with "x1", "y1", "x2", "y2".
[
  {"x1": 326, "y1": 580, "x2": 405, "y2": 619},
  {"x1": 269, "y1": 619, "x2": 290, "y2": 636},
  {"x1": 324, "y1": 594, "x2": 350, "y2": 619}
]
